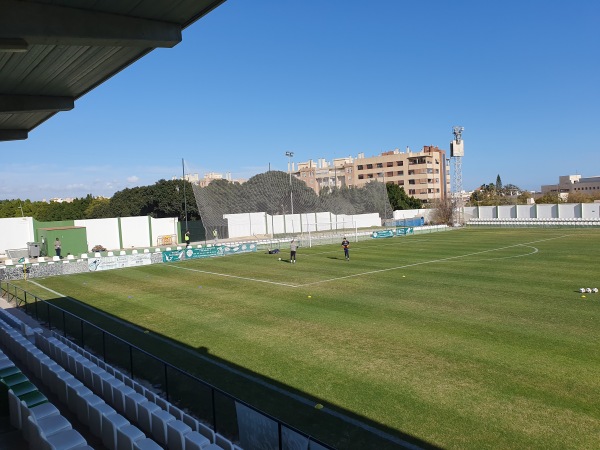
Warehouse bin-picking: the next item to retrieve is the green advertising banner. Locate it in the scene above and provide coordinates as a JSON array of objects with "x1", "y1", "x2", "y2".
[
  {"x1": 371, "y1": 230, "x2": 395, "y2": 239},
  {"x1": 395, "y1": 227, "x2": 414, "y2": 236},
  {"x1": 162, "y1": 242, "x2": 257, "y2": 263}
]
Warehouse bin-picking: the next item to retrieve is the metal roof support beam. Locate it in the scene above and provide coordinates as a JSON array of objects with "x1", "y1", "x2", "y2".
[
  {"x1": 0, "y1": 38, "x2": 28, "y2": 52},
  {"x1": 0, "y1": 95, "x2": 74, "y2": 113},
  {"x1": 0, "y1": 130, "x2": 28, "y2": 141},
  {"x1": 0, "y1": 0, "x2": 182, "y2": 48}
]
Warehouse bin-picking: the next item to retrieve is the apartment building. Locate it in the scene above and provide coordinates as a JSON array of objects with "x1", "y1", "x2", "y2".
[
  {"x1": 174, "y1": 172, "x2": 246, "y2": 187},
  {"x1": 295, "y1": 146, "x2": 450, "y2": 203},
  {"x1": 541, "y1": 175, "x2": 600, "y2": 198}
]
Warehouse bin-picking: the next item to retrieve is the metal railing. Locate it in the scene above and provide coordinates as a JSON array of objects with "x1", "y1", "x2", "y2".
[{"x1": 0, "y1": 281, "x2": 335, "y2": 450}]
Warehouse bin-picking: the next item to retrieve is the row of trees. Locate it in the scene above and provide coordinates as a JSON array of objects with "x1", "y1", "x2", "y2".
[
  {"x1": 0, "y1": 179, "x2": 199, "y2": 222},
  {"x1": 468, "y1": 175, "x2": 530, "y2": 206}
]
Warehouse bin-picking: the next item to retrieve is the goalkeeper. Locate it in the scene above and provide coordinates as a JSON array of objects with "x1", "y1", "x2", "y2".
[{"x1": 341, "y1": 237, "x2": 350, "y2": 261}]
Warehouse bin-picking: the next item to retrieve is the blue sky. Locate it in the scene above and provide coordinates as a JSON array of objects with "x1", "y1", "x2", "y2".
[{"x1": 2, "y1": 0, "x2": 599, "y2": 201}]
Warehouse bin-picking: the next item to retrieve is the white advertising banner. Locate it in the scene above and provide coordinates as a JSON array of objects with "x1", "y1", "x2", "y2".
[{"x1": 88, "y1": 253, "x2": 152, "y2": 272}]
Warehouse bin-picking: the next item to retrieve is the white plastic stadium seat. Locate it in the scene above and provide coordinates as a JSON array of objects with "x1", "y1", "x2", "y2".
[
  {"x1": 116, "y1": 424, "x2": 146, "y2": 450},
  {"x1": 165, "y1": 420, "x2": 191, "y2": 450}
]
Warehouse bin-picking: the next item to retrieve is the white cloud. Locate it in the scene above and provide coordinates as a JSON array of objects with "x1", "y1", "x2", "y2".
[{"x1": 127, "y1": 176, "x2": 140, "y2": 183}]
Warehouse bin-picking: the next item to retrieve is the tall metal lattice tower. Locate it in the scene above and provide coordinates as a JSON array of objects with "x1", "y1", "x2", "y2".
[{"x1": 450, "y1": 126, "x2": 464, "y2": 197}]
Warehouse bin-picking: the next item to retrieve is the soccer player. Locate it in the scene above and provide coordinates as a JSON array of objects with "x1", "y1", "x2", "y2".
[
  {"x1": 290, "y1": 239, "x2": 297, "y2": 263},
  {"x1": 341, "y1": 237, "x2": 350, "y2": 261}
]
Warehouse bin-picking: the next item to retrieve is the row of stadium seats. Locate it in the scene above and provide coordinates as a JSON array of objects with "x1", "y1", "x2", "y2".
[
  {"x1": 43, "y1": 332, "x2": 238, "y2": 450},
  {"x1": 0, "y1": 320, "x2": 92, "y2": 449},
  {"x1": 0, "y1": 307, "x2": 240, "y2": 449},
  {"x1": 468, "y1": 217, "x2": 600, "y2": 226}
]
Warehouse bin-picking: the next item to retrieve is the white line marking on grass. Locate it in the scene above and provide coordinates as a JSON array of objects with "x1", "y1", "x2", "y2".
[
  {"x1": 29, "y1": 280, "x2": 64, "y2": 298},
  {"x1": 165, "y1": 264, "x2": 300, "y2": 288},
  {"x1": 299, "y1": 235, "x2": 568, "y2": 287},
  {"x1": 463, "y1": 244, "x2": 538, "y2": 261}
]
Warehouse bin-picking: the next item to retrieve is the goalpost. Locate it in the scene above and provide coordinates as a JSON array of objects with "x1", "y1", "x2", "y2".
[{"x1": 300, "y1": 221, "x2": 358, "y2": 248}]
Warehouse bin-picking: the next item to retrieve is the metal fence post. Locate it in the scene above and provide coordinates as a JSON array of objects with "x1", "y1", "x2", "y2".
[
  {"x1": 212, "y1": 388, "x2": 217, "y2": 433},
  {"x1": 129, "y1": 346, "x2": 134, "y2": 379},
  {"x1": 164, "y1": 364, "x2": 169, "y2": 401}
]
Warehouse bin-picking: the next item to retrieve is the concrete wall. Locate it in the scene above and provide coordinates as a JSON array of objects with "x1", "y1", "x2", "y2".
[
  {"x1": 74, "y1": 218, "x2": 120, "y2": 251},
  {"x1": 516, "y1": 205, "x2": 536, "y2": 218},
  {"x1": 150, "y1": 217, "x2": 179, "y2": 246},
  {"x1": 536, "y1": 204, "x2": 558, "y2": 218},
  {"x1": 121, "y1": 216, "x2": 152, "y2": 248},
  {"x1": 0, "y1": 217, "x2": 35, "y2": 254},
  {"x1": 227, "y1": 213, "x2": 267, "y2": 238},
  {"x1": 581, "y1": 203, "x2": 600, "y2": 218},
  {"x1": 467, "y1": 203, "x2": 599, "y2": 220},
  {"x1": 224, "y1": 211, "x2": 382, "y2": 238},
  {"x1": 558, "y1": 203, "x2": 580, "y2": 218}
]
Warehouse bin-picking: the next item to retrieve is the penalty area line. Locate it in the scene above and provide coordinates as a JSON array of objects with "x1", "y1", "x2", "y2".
[{"x1": 299, "y1": 235, "x2": 568, "y2": 287}]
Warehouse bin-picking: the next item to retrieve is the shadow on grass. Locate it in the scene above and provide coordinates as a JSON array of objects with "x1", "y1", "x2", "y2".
[{"x1": 20, "y1": 296, "x2": 441, "y2": 450}]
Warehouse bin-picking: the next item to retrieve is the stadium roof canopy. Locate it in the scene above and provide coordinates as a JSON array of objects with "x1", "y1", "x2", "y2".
[{"x1": 0, "y1": 0, "x2": 226, "y2": 142}]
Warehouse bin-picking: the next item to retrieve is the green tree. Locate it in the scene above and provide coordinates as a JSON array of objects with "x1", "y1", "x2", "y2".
[
  {"x1": 535, "y1": 192, "x2": 563, "y2": 204},
  {"x1": 386, "y1": 183, "x2": 422, "y2": 210},
  {"x1": 109, "y1": 186, "x2": 153, "y2": 217},
  {"x1": 566, "y1": 191, "x2": 600, "y2": 203},
  {"x1": 84, "y1": 197, "x2": 112, "y2": 218},
  {"x1": 150, "y1": 179, "x2": 199, "y2": 220},
  {"x1": 496, "y1": 174, "x2": 503, "y2": 192}
]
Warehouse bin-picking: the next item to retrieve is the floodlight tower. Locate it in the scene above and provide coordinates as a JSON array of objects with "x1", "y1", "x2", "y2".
[
  {"x1": 285, "y1": 151, "x2": 294, "y2": 215},
  {"x1": 450, "y1": 126, "x2": 464, "y2": 223}
]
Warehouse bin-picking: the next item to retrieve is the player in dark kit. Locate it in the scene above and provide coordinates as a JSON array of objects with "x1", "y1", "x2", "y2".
[{"x1": 341, "y1": 237, "x2": 350, "y2": 261}]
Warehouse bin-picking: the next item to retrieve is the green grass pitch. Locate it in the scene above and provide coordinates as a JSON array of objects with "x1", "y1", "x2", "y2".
[{"x1": 13, "y1": 228, "x2": 600, "y2": 449}]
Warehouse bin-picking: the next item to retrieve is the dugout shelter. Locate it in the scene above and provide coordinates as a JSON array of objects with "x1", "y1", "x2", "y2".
[{"x1": 0, "y1": 0, "x2": 226, "y2": 142}]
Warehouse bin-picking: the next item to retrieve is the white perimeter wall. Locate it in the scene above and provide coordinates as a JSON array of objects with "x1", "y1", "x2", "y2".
[
  {"x1": 536, "y1": 204, "x2": 558, "y2": 218},
  {"x1": 558, "y1": 203, "x2": 581, "y2": 218},
  {"x1": 517, "y1": 205, "x2": 536, "y2": 218},
  {"x1": 393, "y1": 209, "x2": 428, "y2": 220},
  {"x1": 582, "y1": 203, "x2": 600, "y2": 218},
  {"x1": 467, "y1": 203, "x2": 599, "y2": 220},
  {"x1": 121, "y1": 216, "x2": 151, "y2": 248},
  {"x1": 226, "y1": 213, "x2": 268, "y2": 237},
  {"x1": 75, "y1": 218, "x2": 120, "y2": 251},
  {"x1": 150, "y1": 217, "x2": 179, "y2": 246},
  {"x1": 224, "y1": 212, "x2": 381, "y2": 238},
  {"x1": 1, "y1": 215, "x2": 180, "y2": 255},
  {"x1": 0, "y1": 217, "x2": 35, "y2": 255}
]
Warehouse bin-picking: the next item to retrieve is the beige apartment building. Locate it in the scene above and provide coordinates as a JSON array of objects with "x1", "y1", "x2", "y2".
[{"x1": 295, "y1": 145, "x2": 450, "y2": 203}]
